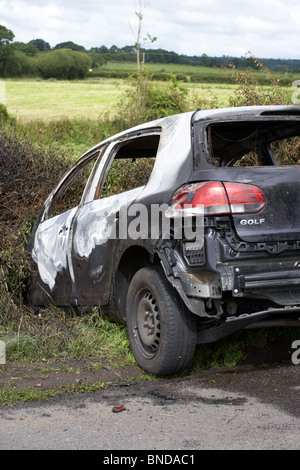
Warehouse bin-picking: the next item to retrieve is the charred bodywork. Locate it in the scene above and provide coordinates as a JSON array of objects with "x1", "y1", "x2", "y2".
[{"x1": 28, "y1": 106, "x2": 300, "y2": 375}]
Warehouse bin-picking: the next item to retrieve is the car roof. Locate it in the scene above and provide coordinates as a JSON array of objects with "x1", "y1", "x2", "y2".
[
  {"x1": 192, "y1": 105, "x2": 300, "y2": 123},
  {"x1": 85, "y1": 106, "x2": 300, "y2": 156}
]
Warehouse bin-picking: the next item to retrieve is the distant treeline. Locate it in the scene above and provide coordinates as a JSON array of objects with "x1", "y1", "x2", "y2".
[
  {"x1": 92, "y1": 45, "x2": 300, "y2": 73},
  {"x1": 1, "y1": 24, "x2": 300, "y2": 80}
]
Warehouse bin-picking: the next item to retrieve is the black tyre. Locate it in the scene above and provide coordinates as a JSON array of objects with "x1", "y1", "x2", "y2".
[{"x1": 126, "y1": 266, "x2": 197, "y2": 376}]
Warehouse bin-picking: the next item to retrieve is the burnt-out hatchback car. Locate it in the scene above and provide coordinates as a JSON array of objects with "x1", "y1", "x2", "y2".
[{"x1": 28, "y1": 105, "x2": 300, "y2": 376}]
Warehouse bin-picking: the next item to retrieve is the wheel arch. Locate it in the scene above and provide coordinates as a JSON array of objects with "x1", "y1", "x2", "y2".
[{"x1": 113, "y1": 245, "x2": 161, "y2": 321}]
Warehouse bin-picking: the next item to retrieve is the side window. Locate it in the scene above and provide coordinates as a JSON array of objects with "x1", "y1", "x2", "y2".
[
  {"x1": 104, "y1": 158, "x2": 155, "y2": 197},
  {"x1": 270, "y1": 137, "x2": 300, "y2": 165},
  {"x1": 46, "y1": 155, "x2": 98, "y2": 219},
  {"x1": 100, "y1": 133, "x2": 160, "y2": 198}
]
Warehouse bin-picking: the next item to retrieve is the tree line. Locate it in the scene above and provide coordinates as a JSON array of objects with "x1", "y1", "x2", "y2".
[
  {"x1": 1, "y1": 24, "x2": 300, "y2": 80},
  {"x1": 0, "y1": 26, "x2": 103, "y2": 79}
]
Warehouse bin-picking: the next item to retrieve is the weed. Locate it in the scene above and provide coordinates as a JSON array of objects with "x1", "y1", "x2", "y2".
[
  {"x1": 222, "y1": 53, "x2": 290, "y2": 107},
  {"x1": 118, "y1": 73, "x2": 217, "y2": 126},
  {"x1": 0, "y1": 386, "x2": 60, "y2": 406}
]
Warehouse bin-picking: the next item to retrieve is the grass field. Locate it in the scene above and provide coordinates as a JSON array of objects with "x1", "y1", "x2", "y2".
[
  {"x1": 2, "y1": 61, "x2": 299, "y2": 121},
  {"x1": 3, "y1": 78, "x2": 285, "y2": 122},
  {"x1": 3, "y1": 77, "x2": 240, "y2": 121},
  {"x1": 104, "y1": 60, "x2": 300, "y2": 81},
  {"x1": 3, "y1": 78, "x2": 130, "y2": 121},
  {"x1": 105, "y1": 61, "x2": 223, "y2": 74}
]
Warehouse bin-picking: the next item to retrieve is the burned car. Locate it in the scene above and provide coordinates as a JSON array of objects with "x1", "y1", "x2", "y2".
[{"x1": 28, "y1": 105, "x2": 300, "y2": 376}]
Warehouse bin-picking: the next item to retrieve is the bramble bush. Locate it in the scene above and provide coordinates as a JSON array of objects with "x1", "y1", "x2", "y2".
[{"x1": 0, "y1": 119, "x2": 72, "y2": 319}]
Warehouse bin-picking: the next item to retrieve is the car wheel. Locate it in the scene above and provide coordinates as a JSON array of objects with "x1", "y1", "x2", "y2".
[{"x1": 126, "y1": 266, "x2": 197, "y2": 376}]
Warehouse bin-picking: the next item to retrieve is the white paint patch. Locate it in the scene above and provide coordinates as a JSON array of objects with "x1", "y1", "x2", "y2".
[
  {"x1": 73, "y1": 188, "x2": 144, "y2": 259},
  {"x1": 32, "y1": 208, "x2": 76, "y2": 290}
]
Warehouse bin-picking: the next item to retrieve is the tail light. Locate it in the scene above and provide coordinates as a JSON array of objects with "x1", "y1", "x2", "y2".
[{"x1": 165, "y1": 181, "x2": 266, "y2": 217}]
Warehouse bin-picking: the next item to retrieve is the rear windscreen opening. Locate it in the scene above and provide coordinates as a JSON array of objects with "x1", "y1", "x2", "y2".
[{"x1": 204, "y1": 120, "x2": 300, "y2": 167}]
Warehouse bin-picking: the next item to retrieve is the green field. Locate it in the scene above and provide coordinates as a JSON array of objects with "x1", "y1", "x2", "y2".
[
  {"x1": 105, "y1": 61, "x2": 223, "y2": 74},
  {"x1": 3, "y1": 78, "x2": 239, "y2": 121},
  {"x1": 3, "y1": 78, "x2": 129, "y2": 121},
  {"x1": 2, "y1": 61, "x2": 299, "y2": 121},
  {"x1": 103, "y1": 60, "x2": 299, "y2": 80}
]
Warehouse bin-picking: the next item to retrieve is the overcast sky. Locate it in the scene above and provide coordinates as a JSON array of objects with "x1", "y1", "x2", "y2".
[{"x1": 1, "y1": 0, "x2": 300, "y2": 59}]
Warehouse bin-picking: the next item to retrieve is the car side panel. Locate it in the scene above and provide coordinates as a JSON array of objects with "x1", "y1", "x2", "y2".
[
  {"x1": 29, "y1": 207, "x2": 77, "y2": 305},
  {"x1": 70, "y1": 187, "x2": 145, "y2": 306}
]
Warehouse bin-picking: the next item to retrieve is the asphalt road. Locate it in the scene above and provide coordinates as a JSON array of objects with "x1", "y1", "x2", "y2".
[{"x1": 0, "y1": 360, "x2": 299, "y2": 451}]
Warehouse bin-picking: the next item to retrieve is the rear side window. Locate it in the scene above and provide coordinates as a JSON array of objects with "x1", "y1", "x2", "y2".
[
  {"x1": 104, "y1": 157, "x2": 155, "y2": 196},
  {"x1": 270, "y1": 137, "x2": 300, "y2": 166},
  {"x1": 100, "y1": 133, "x2": 160, "y2": 198}
]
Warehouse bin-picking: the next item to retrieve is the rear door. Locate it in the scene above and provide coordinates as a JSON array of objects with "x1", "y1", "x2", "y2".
[
  {"x1": 31, "y1": 150, "x2": 101, "y2": 305},
  {"x1": 70, "y1": 129, "x2": 161, "y2": 307}
]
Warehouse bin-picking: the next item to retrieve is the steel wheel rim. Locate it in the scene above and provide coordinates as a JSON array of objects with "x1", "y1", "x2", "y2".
[{"x1": 134, "y1": 288, "x2": 161, "y2": 359}]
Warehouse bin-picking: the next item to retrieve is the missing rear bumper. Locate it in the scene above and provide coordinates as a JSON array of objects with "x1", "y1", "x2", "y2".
[
  {"x1": 232, "y1": 263, "x2": 300, "y2": 305},
  {"x1": 197, "y1": 306, "x2": 300, "y2": 344}
]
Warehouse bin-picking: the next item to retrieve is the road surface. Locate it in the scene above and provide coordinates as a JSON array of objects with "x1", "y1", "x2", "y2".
[{"x1": 0, "y1": 360, "x2": 299, "y2": 451}]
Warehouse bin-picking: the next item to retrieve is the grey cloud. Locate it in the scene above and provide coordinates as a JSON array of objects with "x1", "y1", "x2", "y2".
[{"x1": 0, "y1": 0, "x2": 299, "y2": 58}]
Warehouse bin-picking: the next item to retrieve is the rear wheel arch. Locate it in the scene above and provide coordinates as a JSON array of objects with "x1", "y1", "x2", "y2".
[{"x1": 112, "y1": 245, "x2": 160, "y2": 321}]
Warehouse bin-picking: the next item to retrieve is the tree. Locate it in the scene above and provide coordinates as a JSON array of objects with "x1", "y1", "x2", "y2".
[
  {"x1": 12, "y1": 41, "x2": 39, "y2": 56},
  {"x1": 0, "y1": 25, "x2": 15, "y2": 76},
  {"x1": 29, "y1": 39, "x2": 50, "y2": 52},
  {"x1": 4, "y1": 50, "x2": 33, "y2": 77},
  {"x1": 0, "y1": 25, "x2": 14, "y2": 45},
  {"x1": 109, "y1": 45, "x2": 121, "y2": 54},
  {"x1": 130, "y1": 0, "x2": 157, "y2": 115},
  {"x1": 90, "y1": 45, "x2": 109, "y2": 54},
  {"x1": 35, "y1": 49, "x2": 91, "y2": 79},
  {"x1": 88, "y1": 51, "x2": 107, "y2": 69},
  {"x1": 54, "y1": 41, "x2": 86, "y2": 52}
]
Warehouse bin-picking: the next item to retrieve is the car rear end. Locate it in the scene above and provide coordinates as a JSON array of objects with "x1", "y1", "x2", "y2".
[{"x1": 165, "y1": 106, "x2": 300, "y2": 340}]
